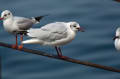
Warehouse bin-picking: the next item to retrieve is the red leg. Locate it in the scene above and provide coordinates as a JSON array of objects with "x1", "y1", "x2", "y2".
[
  {"x1": 55, "y1": 46, "x2": 68, "y2": 59},
  {"x1": 12, "y1": 35, "x2": 18, "y2": 49},
  {"x1": 18, "y1": 35, "x2": 23, "y2": 50},
  {"x1": 55, "y1": 46, "x2": 62, "y2": 56}
]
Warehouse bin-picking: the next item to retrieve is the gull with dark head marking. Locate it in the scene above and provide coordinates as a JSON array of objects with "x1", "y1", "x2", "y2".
[
  {"x1": 113, "y1": 27, "x2": 120, "y2": 51},
  {"x1": 22, "y1": 21, "x2": 84, "y2": 58},
  {"x1": 0, "y1": 10, "x2": 46, "y2": 49}
]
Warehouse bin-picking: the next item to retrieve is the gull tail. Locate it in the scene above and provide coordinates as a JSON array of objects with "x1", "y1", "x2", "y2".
[
  {"x1": 22, "y1": 39, "x2": 40, "y2": 44},
  {"x1": 32, "y1": 15, "x2": 48, "y2": 24}
]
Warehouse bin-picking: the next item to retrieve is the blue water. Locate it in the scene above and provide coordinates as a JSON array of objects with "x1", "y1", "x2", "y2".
[{"x1": 0, "y1": 0, "x2": 120, "y2": 79}]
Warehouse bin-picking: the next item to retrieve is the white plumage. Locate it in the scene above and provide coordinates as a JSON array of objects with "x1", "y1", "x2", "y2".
[
  {"x1": 0, "y1": 10, "x2": 45, "y2": 49},
  {"x1": 22, "y1": 21, "x2": 84, "y2": 58},
  {"x1": 114, "y1": 27, "x2": 120, "y2": 51},
  {"x1": 1, "y1": 10, "x2": 43, "y2": 34},
  {"x1": 22, "y1": 22, "x2": 82, "y2": 46}
]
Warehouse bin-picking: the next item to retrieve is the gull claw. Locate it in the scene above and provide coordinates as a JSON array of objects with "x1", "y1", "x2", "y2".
[
  {"x1": 18, "y1": 45, "x2": 23, "y2": 50},
  {"x1": 58, "y1": 55, "x2": 68, "y2": 59}
]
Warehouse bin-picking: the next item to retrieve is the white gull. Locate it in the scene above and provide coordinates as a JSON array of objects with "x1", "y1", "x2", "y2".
[
  {"x1": 113, "y1": 27, "x2": 120, "y2": 51},
  {"x1": 22, "y1": 21, "x2": 84, "y2": 58},
  {"x1": 0, "y1": 10, "x2": 46, "y2": 49}
]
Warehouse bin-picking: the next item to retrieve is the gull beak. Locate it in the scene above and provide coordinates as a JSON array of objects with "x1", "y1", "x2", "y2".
[
  {"x1": 77, "y1": 27, "x2": 85, "y2": 32},
  {"x1": 0, "y1": 17, "x2": 3, "y2": 20},
  {"x1": 113, "y1": 36, "x2": 119, "y2": 40}
]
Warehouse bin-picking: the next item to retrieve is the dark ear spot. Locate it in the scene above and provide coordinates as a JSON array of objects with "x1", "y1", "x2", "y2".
[
  {"x1": 113, "y1": 36, "x2": 119, "y2": 40},
  {"x1": 8, "y1": 13, "x2": 10, "y2": 15}
]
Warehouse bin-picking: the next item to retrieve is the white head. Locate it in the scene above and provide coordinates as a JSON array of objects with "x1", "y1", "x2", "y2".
[
  {"x1": 68, "y1": 21, "x2": 84, "y2": 32},
  {"x1": 116, "y1": 27, "x2": 120, "y2": 37},
  {"x1": 0, "y1": 10, "x2": 13, "y2": 20}
]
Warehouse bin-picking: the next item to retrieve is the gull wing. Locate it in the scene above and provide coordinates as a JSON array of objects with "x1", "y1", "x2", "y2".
[
  {"x1": 27, "y1": 22, "x2": 68, "y2": 42},
  {"x1": 14, "y1": 16, "x2": 34, "y2": 30}
]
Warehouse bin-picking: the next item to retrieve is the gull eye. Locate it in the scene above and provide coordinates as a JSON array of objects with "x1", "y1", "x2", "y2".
[
  {"x1": 73, "y1": 25, "x2": 76, "y2": 27},
  {"x1": 4, "y1": 14, "x2": 7, "y2": 17}
]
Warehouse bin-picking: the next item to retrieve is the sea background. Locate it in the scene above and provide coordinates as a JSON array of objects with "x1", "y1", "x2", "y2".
[{"x1": 0, "y1": 0, "x2": 120, "y2": 79}]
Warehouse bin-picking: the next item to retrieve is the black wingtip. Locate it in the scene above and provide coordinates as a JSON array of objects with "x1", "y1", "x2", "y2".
[
  {"x1": 34, "y1": 15, "x2": 48, "y2": 22},
  {"x1": 114, "y1": 0, "x2": 120, "y2": 2}
]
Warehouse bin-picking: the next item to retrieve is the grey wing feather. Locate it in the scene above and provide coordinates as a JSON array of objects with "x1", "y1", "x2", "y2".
[
  {"x1": 41, "y1": 22, "x2": 66, "y2": 32},
  {"x1": 14, "y1": 17, "x2": 34, "y2": 30},
  {"x1": 28, "y1": 22, "x2": 68, "y2": 42}
]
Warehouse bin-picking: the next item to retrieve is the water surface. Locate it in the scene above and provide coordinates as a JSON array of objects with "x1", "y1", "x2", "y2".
[{"x1": 0, "y1": 0, "x2": 120, "y2": 79}]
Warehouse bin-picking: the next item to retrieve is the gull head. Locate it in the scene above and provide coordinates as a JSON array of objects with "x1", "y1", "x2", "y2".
[
  {"x1": 69, "y1": 21, "x2": 84, "y2": 32},
  {"x1": 0, "y1": 10, "x2": 13, "y2": 20},
  {"x1": 114, "y1": 27, "x2": 120, "y2": 51},
  {"x1": 113, "y1": 27, "x2": 120, "y2": 40}
]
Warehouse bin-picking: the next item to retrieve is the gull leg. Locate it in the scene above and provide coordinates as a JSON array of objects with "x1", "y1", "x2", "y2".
[
  {"x1": 18, "y1": 34, "x2": 23, "y2": 50},
  {"x1": 55, "y1": 46, "x2": 68, "y2": 59},
  {"x1": 12, "y1": 35, "x2": 18, "y2": 49},
  {"x1": 55, "y1": 46, "x2": 62, "y2": 57}
]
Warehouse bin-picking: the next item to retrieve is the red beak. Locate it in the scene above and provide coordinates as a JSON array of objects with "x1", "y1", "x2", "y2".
[
  {"x1": 0, "y1": 17, "x2": 3, "y2": 20},
  {"x1": 78, "y1": 27, "x2": 85, "y2": 32}
]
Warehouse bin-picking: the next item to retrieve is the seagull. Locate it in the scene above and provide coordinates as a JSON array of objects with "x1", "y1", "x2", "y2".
[
  {"x1": 113, "y1": 27, "x2": 120, "y2": 51},
  {"x1": 0, "y1": 10, "x2": 46, "y2": 49},
  {"x1": 21, "y1": 21, "x2": 84, "y2": 58}
]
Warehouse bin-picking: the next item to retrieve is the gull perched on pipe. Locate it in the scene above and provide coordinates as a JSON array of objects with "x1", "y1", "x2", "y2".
[
  {"x1": 0, "y1": 10, "x2": 46, "y2": 49},
  {"x1": 22, "y1": 21, "x2": 84, "y2": 58}
]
